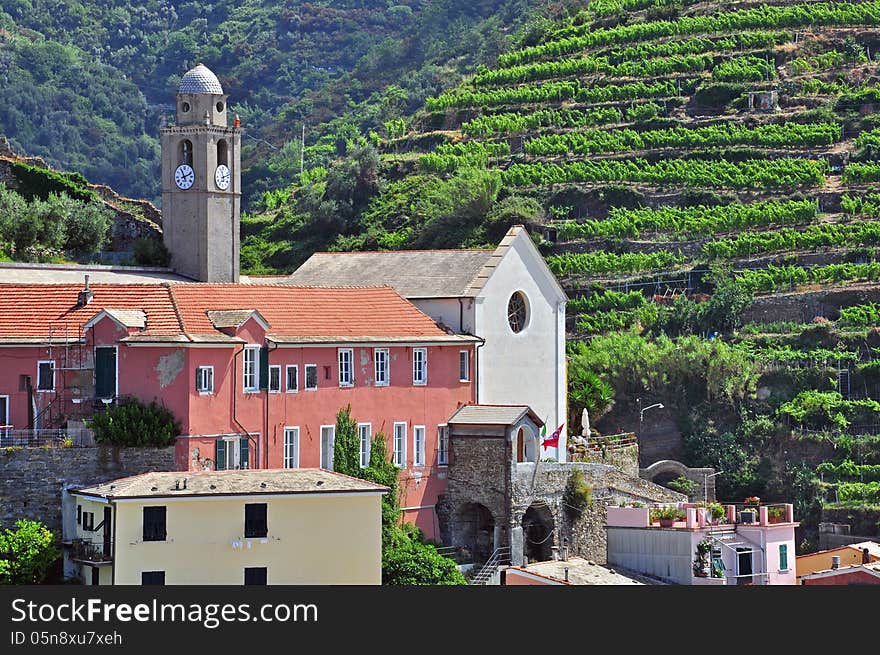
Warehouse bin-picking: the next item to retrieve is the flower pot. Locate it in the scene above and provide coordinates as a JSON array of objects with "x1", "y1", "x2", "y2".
[{"x1": 659, "y1": 518, "x2": 675, "y2": 528}]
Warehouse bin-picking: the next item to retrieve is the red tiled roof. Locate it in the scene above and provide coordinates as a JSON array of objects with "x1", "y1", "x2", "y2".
[{"x1": 0, "y1": 282, "x2": 446, "y2": 340}]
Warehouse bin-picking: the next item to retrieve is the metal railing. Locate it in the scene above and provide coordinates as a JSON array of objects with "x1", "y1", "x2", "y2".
[
  {"x1": 470, "y1": 547, "x2": 511, "y2": 585},
  {"x1": 68, "y1": 538, "x2": 113, "y2": 563},
  {"x1": 0, "y1": 427, "x2": 92, "y2": 448}
]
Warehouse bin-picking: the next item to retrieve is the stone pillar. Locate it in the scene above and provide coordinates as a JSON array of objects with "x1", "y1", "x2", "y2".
[
  {"x1": 510, "y1": 525, "x2": 524, "y2": 566},
  {"x1": 493, "y1": 524, "x2": 502, "y2": 551},
  {"x1": 785, "y1": 503, "x2": 794, "y2": 523},
  {"x1": 727, "y1": 505, "x2": 736, "y2": 524},
  {"x1": 759, "y1": 506, "x2": 769, "y2": 526}
]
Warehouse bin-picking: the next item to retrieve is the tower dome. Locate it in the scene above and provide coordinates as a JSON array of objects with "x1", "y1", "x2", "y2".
[{"x1": 178, "y1": 63, "x2": 223, "y2": 95}]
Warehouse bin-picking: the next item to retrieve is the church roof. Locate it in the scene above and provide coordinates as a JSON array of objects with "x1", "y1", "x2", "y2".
[
  {"x1": 285, "y1": 249, "x2": 495, "y2": 298},
  {"x1": 179, "y1": 63, "x2": 224, "y2": 95}
]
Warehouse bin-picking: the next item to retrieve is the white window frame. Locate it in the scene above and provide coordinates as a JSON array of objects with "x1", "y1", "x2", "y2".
[
  {"x1": 374, "y1": 348, "x2": 389, "y2": 387},
  {"x1": 285, "y1": 365, "x2": 298, "y2": 393},
  {"x1": 459, "y1": 350, "x2": 470, "y2": 382},
  {"x1": 412, "y1": 348, "x2": 427, "y2": 386},
  {"x1": 320, "y1": 425, "x2": 335, "y2": 470},
  {"x1": 338, "y1": 348, "x2": 354, "y2": 387},
  {"x1": 37, "y1": 360, "x2": 55, "y2": 392},
  {"x1": 393, "y1": 422, "x2": 407, "y2": 467},
  {"x1": 0, "y1": 395, "x2": 9, "y2": 434},
  {"x1": 413, "y1": 425, "x2": 425, "y2": 468},
  {"x1": 305, "y1": 364, "x2": 318, "y2": 391},
  {"x1": 358, "y1": 423, "x2": 372, "y2": 468},
  {"x1": 438, "y1": 424, "x2": 449, "y2": 466},
  {"x1": 243, "y1": 346, "x2": 260, "y2": 392},
  {"x1": 283, "y1": 426, "x2": 300, "y2": 469},
  {"x1": 196, "y1": 366, "x2": 214, "y2": 394},
  {"x1": 268, "y1": 365, "x2": 281, "y2": 393}
]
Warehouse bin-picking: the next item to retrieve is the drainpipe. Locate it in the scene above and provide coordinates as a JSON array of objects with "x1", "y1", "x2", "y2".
[
  {"x1": 264, "y1": 340, "x2": 280, "y2": 469},
  {"x1": 231, "y1": 344, "x2": 257, "y2": 469}
]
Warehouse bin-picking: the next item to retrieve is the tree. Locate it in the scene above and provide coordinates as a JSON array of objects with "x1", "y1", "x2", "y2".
[
  {"x1": 0, "y1": 519, "x2": 60, "y2": 584},
  {"x1": 88, "y1": 397, "x2": 181, "y2": 447},
  {"x1": 333, "y1": 404, "x2": 360, "y2": 476}
]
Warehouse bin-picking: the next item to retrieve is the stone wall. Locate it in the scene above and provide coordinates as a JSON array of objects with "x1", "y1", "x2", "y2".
[
  {"x1": 0, "y1": 445, "x2": 175, "y2": 536},
  {"x1": 574, "y1": 444, "x2": 640, "y2": 477}
]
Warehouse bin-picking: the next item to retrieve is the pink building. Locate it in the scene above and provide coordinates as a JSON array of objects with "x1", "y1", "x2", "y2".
[
  {"x1": 606, "y1": 502, "x2": 799, "y2": 585},
  {"x1": 0, "y1": 281, "x2": 477, "y2": 540}
]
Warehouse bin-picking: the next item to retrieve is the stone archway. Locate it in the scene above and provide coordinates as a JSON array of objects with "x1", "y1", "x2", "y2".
[
  {"x1": 640, "y1": 460, "x2": 716, "y2": 501},
  {"x1": 456, "y1": 502, "x2": 496, "y2": 563},
  {"x1": 521, "y1": 503, "x2": 554, "y2": 563}
]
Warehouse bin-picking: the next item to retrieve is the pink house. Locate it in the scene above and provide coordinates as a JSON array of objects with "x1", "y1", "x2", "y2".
[{"x1": 0, "y1": 281, "x2": 477, "y2": 540}]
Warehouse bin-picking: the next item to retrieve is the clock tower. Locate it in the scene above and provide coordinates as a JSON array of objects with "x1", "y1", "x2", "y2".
[{"x1": 160, "y1": 63, "x2": 240, "y2": 282}]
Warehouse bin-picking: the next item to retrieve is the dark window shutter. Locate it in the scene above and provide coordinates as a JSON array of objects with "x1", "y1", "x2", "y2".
[
  {"x1": 240, "y1": 437, "x2": 249, "y2": 469},
  {"x1": 259, "y1": 347, "x2": 269, "y2": 390},
  {"x1": 215, "y1": 439, "x2": 226, "y2": 471}
]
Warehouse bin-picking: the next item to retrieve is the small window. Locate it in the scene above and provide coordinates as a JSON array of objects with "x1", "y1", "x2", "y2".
[
  {"x1": 338, "y1": 348, "x2": 354, "y2": 387},
  {"x1": 779, "y1": 544, "x2": 789, "y2": 571},
  {"x1": 283, "y1": 427, "x2": 299, "y2": 468},
  {"x1": 320, "y1": 425, "x2": 335, "y2": 469},
  {"x1": 438, "y1": 425, "x2": 449, "y2": 466},
  {"x1": 142, "y1": 506, "x2": 167, "y2": 542},
  {"x1": 393, "y1": 422, "x2": 407, "y2": 467},
  {"x1": 82, "y1": 511, "x2": 94, "y2": 532},
  {"x1": 508, "y1": 292, "x2": 528, "y2": 333},
  {"x1": 244, "y1": 503, "x2": 267, "y2": 539},
  {"x1": 286, "y1": 365, "x2": 298, "y2": 393},
  {"x1": 217, "y1": 138, "x2": 228, "y2": 166},
  {"x1": 141, "y1": 571, "x2": 165, "y2": 585},
  {"x1": 243, "y1": 346, "x2": 259, "y2": 392},
  {"x1": 413, "y1": 425, "x2": 425, "y2": 467},
  {"x1": 216, "y1": 102, "x2": 225, "y2": 114},
  {"x1": 196, "y1": 366, "x2": 214, "y2": 394},
  {"x1": 459, "y1": 350, "x2": 470, "y2": 382},
  {"x1": 180, "y1": 139, "x2": 193, "y2": 166},
  {"x1": 244, "y1": 567, "x2": 267, "y2": 585},
  {"x1": 358, "y1": 423, "x2": 371, "y2": 468},
  {"x1": 215, "y1": 437, "x2": 250, "y2": 470},
  {"x1": 374, "y1": 348, "x2": 389, "y2": 386},
  {"x1": 77, "y1": 505, "x2": 82, "y2": 524},
  {"x1": 305, "y1": 364, "x2": 318, "y2": 390},
  {"x1": 268, "y1": 365, "x2": 281, "y2": 393},
  {"x1": 181, "y1": 102, "x2": 190, "y2": 113},
  {"x1": 412, "y1": 348, "x2": 427, "y2": 386},
  {"x1": 37, "y1": 360, "x2": 55, "y2": 392}
]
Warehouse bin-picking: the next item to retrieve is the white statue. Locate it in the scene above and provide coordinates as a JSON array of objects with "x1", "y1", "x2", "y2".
[{"x1": 581, "y1": 407, "x2": 590, "y2": 437}]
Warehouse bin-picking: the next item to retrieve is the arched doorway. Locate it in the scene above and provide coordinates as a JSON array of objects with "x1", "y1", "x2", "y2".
[
  {"x1": 457, "y1": 503, "x2": 495, "y2": 563},
  {"x1": 515, "y1": 426, "x2": 537, "y2": 463},
  {"x1": 521, "y1": 503, "x2": 554, "y2": 563}
]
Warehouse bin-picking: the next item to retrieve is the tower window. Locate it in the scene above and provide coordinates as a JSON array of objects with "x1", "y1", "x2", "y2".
[
  {"x1": 216, "y1": 101, "x2": 225, "y2": 112},
  {"x1": 181, "y1": 102, "x2": 190, "y2": 113},
  {"x1": 180, "y1": 139, "x2": 193, "y2": 166},
  {"x1": 217, "y1": 139, "x2": 228, "y2": 167}
]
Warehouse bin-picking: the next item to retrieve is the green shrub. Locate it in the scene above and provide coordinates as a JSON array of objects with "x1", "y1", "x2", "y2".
[
  {"x1": 0, "y1": 519, "x2": 60, "y2": 584},
  {"x1": 88, "y1": 397, "x2": 180, "y2": 447},
  {"x1": 563, "y1": 470, "x2": 593, "y2": 517},
  {"x1": 132, "y1": 238, "x2": 170, "y2": 267},
  {"x1": 667, "y1": 476, "x2": 699, "y2": 495}
]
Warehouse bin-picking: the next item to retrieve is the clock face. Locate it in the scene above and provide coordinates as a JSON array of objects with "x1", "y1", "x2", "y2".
[
  {"x1": 215, "y1": 164, "x2": 231, "y2": 190},
  {"x1": 174, "y1": 164, "x2": 195, "y2": 190}
]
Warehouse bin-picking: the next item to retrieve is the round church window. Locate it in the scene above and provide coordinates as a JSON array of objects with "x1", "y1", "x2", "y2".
[
  {"x1": 216, "y1": 101, "x2": 225, "y2": 112},
  {"x1": 507, "y1": 292, "x2": 528, "y2": 333}
]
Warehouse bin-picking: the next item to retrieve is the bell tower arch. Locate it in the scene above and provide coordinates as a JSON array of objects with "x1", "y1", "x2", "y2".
[{"x1": 160, "y1": 63, "x2": 240, "y2": 282}]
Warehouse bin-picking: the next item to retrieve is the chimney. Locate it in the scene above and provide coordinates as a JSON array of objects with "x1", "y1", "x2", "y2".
[
  {"x1": 77, "y1": 275, "x2": 93, "y2": 306},
  {"x1": 175, "y1": 479, "x2": 180, "y2": 491},
  {"x1": 183, "y1": 478, "x2": 187, "y2": 490},
  {"x1": 831, "y1": 555, "x2": 841, "y2": 569},
  {"x1": 863, "y1": 548, "x2": 871, "y2": 564},
  {"x1": 564, "y1": 567, "x2": 569, "y2": 583}
]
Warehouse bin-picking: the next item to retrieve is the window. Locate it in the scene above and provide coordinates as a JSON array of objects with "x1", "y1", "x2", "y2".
[
  {"x1": 459, "y1": 350, "x2": 470, "y2": 382},
  {"x1": 338, "y1": 348, "x2": 354, "y2": 387},
  {"x1": 77, "y1": 505, "x2": 82, "y2": 525},
  {"x1": 243, "y1": 346, "x2": 259, "y2": 392},
  {"x1": 283, "y1": 427, "x2": 299, "y2": 469},
  {"x1": 374, "y1": 348, "x2": 389, "y2": 386},
  {"x1": 358, "y1": 423, "x2": 371, "y2": 468},
  {"x1": 37, "y1": 360, "x2": 55, "y2": 392},
  {"x1": 217, "y1": 139, "x2": 228, "y2": 166},
  {"x1": 141, "y1": 571, "x2": 165, "y2": 585},
  {"x1": 413, "y1": 426, "x2": 425, "y2": 467},
  {"x1": 244, "y1": 567, "x2": 267, "y2": 585},
  {"x1": 142, "y1": 507, "x2": 167, "y2": 542},
  {"x1": 305, "y1": 364, "x2": 318, "y2": 391},
  {"x1": 268, "y1": 365, "x2": 281, "y2": 393},
  {"x1": 507, "y1": 292, "x2": 528, "y2": 333},
  {"x1": 412, "y1": 348, "x2": 427, "y2": 385},
  {"x1": 82, "y1": 511, "x2": 94, "y2": 532},
  {"x1": 438, "y1": 425, "x2": 449, "y2": 466},
  {"x1": 779, "y1": 544, "x2": 789, "y2": 571},
  {"x1": 320, "y1": 425, "x2": 335, "y2": 469},
  {"x1": 0, "y1": 395, "x2": 8, "y2": 434},
  {"x1": 244, "y1": 503, "x2": 267, "y2": 538},
  {"x1": 180, "y1": 139, "x2": 193, "y2": 166},
  {"x1": 196, "y1": 366, "x2": 214, "y2": 394},
  {"x1": 393, "y1": 422, "x2": 407, "y2": 467},
  {"x1": 215, "y1": 437, "x2": 250, "y2": 470},
  {"x1": 286, "y1": 365, "x2": 298, "y2": 393},
  {"x1": 91, "y1": 567, "x2": 100, "y2": 586}
]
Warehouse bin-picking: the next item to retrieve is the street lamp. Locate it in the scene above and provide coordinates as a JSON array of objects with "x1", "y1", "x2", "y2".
[
  {"x1": 637, "y1": 397, "x2": 664, "y2": 437},
  {"x1": 704, "y1": 470, "x2": 724, "y2": 505}
]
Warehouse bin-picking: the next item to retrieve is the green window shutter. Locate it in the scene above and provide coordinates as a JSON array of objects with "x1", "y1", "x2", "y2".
[
  {"x1": 240, "y1": 437, "x2": 250, "y2": 469},
  {"x1": 259, "y1": 347, "x2": 269, "y2": 390},
  {"x1": 215, "y1": 439, "x2": 226, "y2": 471},
  {"x1": 779, "y1": 544, "x2": 788, "y2": 570}
]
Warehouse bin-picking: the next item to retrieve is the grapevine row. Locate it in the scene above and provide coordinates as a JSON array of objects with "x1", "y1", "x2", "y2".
[
  {"x1": 702, "y1": 222, "x2": 880, "y2": 259},
  {"x1": 736, "y1": 262, "x2": 880, "y2": 293},
  {"x1": 547, "y1": 250, "x2": 685, "y2": 276}
]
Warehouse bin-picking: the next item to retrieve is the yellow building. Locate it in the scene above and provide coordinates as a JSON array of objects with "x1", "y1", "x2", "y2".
[
  {"x1": 66, "y1": 469, "x2": 386, "y2": 585},
  {"x1": 795, "y1": 541, "x2": 880, "y2": 582}
]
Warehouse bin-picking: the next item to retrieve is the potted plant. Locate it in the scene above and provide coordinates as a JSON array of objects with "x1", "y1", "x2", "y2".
[
  {"x1": 694, "y1": 540, "x2": 712, "y2": 577},
  {"x1": 744, "y1": 496, "x2": 760, "y2": 506},
  {"x1": 650, "y1": 506, "x2": 686, "y2": 527},
  {"x1": 767, "y1": 506, "x2": 787, "y2": 524},
  {"x1": 707, "y1": 502, "x2": 726, "y2": 524}
]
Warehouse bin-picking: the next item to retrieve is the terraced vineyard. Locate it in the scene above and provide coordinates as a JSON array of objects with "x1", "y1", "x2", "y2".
[{"x1": 394, "y1": 0, "x2": 880, "y2": 544}]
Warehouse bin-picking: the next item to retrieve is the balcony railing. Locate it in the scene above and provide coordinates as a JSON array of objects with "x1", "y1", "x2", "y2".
[
  {"x1": 0, "y1": 427, "x2": 92, "y2": 448},
  {"x1": 68, "y1": 538, "x2": 113, "y2": 564}
]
